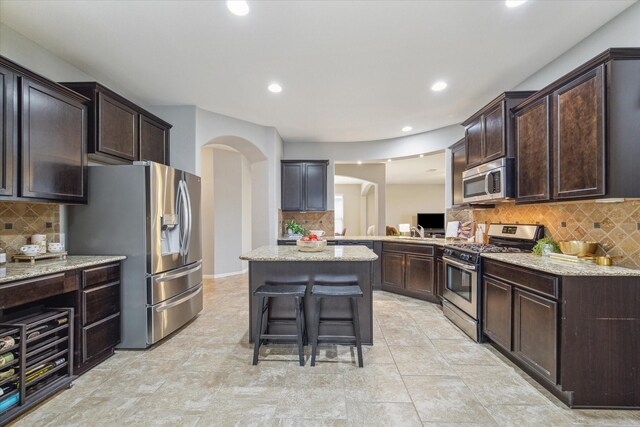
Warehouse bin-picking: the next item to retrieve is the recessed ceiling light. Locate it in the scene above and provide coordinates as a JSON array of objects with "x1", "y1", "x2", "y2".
[
  {"x1": 267, "y1": 83, "x2": 282, "y2": 93},
  {"x1": 401, "y1": 126, "x2": 412, "y2": 132},
  {"x1": 357, "y1": 161, "x2": 363, "y2": 165},
  {"x1": 227, "y1": 1, "x2": 250, "y2": 16},
  {"x1": 431, "y1": 81, "x2": 448, "y2": 92},
  {"x1": 387, "y1": 159, "x2": 392, "y2": 162},
  {"x1": 505, "y1": 0, "x2": 527, "y2": 7},
  {"x1": 419, "y1": 154, "x2": 424, "y2": 158}
]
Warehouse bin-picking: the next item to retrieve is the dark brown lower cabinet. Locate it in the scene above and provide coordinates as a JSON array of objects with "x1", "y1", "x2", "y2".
[
  {"x1": 483, "y1": 258, "x2": 640, "y2": 408},
  {"x1": 435, "y1": 252, "x2": 444, "y2": 301},
  {"x1": 482, "y1": 277, "x2": 512, "y2": 351},
  {"x1": 513, "y1": 288, "x2": 557, "y2": 383},
  {"x1": 381, "y1": 243, "x2": 437, "y2": 303}
]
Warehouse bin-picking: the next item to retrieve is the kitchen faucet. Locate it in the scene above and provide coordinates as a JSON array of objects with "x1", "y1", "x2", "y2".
[{"x1": 410, "y1": 225, "x2": 425, "y2": 239}]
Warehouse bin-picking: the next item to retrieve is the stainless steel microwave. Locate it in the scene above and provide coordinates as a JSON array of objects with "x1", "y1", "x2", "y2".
[{"x1": 462, "y1": 158, "x2": 515, "y2": 203}]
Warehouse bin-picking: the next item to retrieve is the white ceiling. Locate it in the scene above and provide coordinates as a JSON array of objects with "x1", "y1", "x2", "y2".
[
  {"x1": 385, "y1": 153, "x2": 446, "y2": 185},
  {"x1": 335, "y1": 175, "x2": 369, "y2": 185},
  {"x1": 0, "y1": 1, "x2": 634, "y2": 143}
]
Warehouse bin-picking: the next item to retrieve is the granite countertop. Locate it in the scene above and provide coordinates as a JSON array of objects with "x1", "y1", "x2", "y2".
[
  {"x1": 482, "y1": 253, "x2": 640, "y2": 277},
  {"x1": 240, "y1": 245, "x2": 378, "y2": 262},
  {"x1": 0, "y1": 255, "x2": 127, "y2": 284},
  {"x1": 279, "y1": 235, "x2": 452, "y2": 247}
]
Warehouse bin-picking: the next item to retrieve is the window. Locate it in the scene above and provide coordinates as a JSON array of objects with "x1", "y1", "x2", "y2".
[{"x1": 334, "y1": 194, "x2": 344, "y2": 234}]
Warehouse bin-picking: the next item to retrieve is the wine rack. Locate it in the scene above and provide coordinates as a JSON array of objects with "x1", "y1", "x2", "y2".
[{"x1": 0, "y1": 307, "x2": 75, "y2": 424}]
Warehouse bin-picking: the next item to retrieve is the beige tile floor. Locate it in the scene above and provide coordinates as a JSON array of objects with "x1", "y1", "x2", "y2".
[{"x1": 11, "y1": 274, "x2": 640, "y2": 426}]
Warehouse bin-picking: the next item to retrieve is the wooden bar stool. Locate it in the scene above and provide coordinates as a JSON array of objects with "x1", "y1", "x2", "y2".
[
  {"x1": 252, "y1": 283, "x2": 307, "y2": 366},
  {"x1": 310, "y1": 278, "x2": 364, "y2": 368}
]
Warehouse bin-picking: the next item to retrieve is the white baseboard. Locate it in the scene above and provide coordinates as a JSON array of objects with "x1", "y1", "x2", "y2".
[{"x1": 205, "y1": 269, "x2": 248, "y2": 279}]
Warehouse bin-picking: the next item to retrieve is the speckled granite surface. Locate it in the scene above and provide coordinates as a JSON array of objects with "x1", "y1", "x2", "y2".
[
  {"x1": 482, "y1": 253, "x2": 640, "y2": 277},
  {"x1": 279, "y1": 236, "x2": 453, "y2": 247},
  {"x1": 240, "y1": 245, "x2": 378, "y2": 262},
  {"x1": 0, "y1": 255, "x2": 126, "y2": 284}
]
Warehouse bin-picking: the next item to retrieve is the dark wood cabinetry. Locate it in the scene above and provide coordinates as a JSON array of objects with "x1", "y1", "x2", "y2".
[
  {"x1": 513, "y1": 288, "x2": 557, "y2": 383},
  {"x1": 462, "y1": 91, "x2": 534, "y2": 169},
  {"x1": 62, "y1": 82, "x2": 171, "y2": 165},
  {"x1": 0, "y1": 63, "x2": 16, "y2": 197},
  {"x1": 552, "y1": 66, "x2": 605, "y2": 200},
  {"x1": 482, "y1": 258, "x2": 640, "y2": 408},
  {"x1": 514, "y1": 48, "x2": 640, "y2": 203},
  {"x1": 20, "y1": 77, "x2": 87, "y2": 203},
  {"x1": 450, "y1": 138, "x2": 466, "y2": 207},
  {"x1": 0, "y1": 55, "x2": 88, "y2": 203},
  {"x1": 281, "y1": 160, "x2": 328, "y2": 212},
  {"x1": 381, "y1": 242, "x2": 437, "y2": 302},
  {"x1": 482, "y1": 276, "x2": 512, "y2": 351},
  {"x1": 515, "y1": 97, "x2": 551, "y2": 202},
  {"x1": 435, "y1": 248, "x2": 444, "y2": 301}
]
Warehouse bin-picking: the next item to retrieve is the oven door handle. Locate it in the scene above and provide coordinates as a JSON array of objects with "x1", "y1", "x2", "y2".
[{"x1": 444, "y1": 257, "x2": 477, "y2": 271}]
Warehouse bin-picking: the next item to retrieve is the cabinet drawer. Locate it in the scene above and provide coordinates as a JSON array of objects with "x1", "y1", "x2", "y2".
[
  {"x1": 82, "y1": 263, "x2": 121, "y2": 288},
  {"x1": 483, "y1": 260, "x2": 558, "y2": 299},
  {"x1": 383, "y1": 243, "x2": 434, "y2": 256},
  {"x1": 82, "y1": 313, "x2": 120, "y2": 362},
  {"x1": 0, "y1": 272, "x2": 77, "y2": 309},
  {"x1": 82, "y1": 281, "x2": 120, "y2": 326}
]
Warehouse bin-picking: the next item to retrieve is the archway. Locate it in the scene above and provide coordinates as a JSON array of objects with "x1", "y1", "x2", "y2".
[
  {"x1": 334, "y1": 175, "x2": 377, "y2": 236},
  {"x1": 201, "y1": 136, "x2": 267, "y2": 278}
]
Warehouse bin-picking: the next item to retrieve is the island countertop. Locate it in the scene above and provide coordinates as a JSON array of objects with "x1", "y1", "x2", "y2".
[
  {"x1": 278, "y1": 235, "x2": 451, "y2": 247},
  {"x1": 240, "y1": 245, "x2": 378, "y2": 262},
  {"x1": 0, "y1": 255, "x2": 127, "y2": 284}
]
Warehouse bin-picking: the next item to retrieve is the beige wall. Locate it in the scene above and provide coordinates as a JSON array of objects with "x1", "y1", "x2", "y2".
[
  {"x1": 386, "y1": 184, "x2": 445, "y2": 229},
  {"x1": 365, "y1": 186, "x2": 377, "y2": 235},
  {"x1": 335, "y1": 184, "x2": 362, "y2": 236},
  {"x1": 334, "y1": 164, "x2": 385, "y2": 235}
]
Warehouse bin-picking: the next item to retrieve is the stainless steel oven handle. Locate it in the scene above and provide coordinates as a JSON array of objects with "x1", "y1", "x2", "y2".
[{"x1": 444, "y1": 257, "x2": 477, "y2": 271}]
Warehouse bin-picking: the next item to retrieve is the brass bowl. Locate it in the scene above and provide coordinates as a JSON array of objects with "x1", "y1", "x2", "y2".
[{"x1": 558, "y1": 241, "x2": 598, "y2": 257}]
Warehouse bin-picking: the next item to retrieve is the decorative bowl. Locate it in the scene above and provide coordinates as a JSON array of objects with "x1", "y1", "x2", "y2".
[
  {"x1": 48, "y1": 243, "x2": 65, "y2": 253},
  {"x1": 559, "y1": 241, "x2": 598, "y2": 257},
  {"x1": 296, "y1": 239, "x2": 327, "y2": 252},
  {"x1": 20, "y1": 245, "x2": 40, "y2": 256}
]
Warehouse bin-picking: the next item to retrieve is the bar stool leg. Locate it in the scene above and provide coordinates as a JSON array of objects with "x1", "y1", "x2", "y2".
[
  {"x1": 351, "y1": 297, "x2": 363, "y2": 368},
  {"x1": 294, "y1": 296, "x2": 305, "y2": 366},
  {"x1": 253, "y1": 295, "x2": 266, "y2": 365},
  {"x1": 310, "y1": 296, "x2": 322, "y2": 367}
]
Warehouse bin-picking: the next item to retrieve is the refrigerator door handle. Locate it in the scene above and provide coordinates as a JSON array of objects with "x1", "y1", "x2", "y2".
[
  {"x1": 178, "y1": 180, "x2": 189, "y2": 256},
  {"x1": 176, "y1": 179, "x2": 185, "y2": 254},
  {"x1": 155, "y1": 285, "x2": 202, "y2": 312},
  {"x1": 155, "y1": 261, "x2": 202, "y2": 283},
  {"x1": 183, "y1": 177, "x2": 193, "y2": 257}
]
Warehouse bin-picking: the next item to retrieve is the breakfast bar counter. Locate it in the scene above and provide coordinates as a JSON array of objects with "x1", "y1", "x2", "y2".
[{"x1": 240, "y1": 245, "x2": 378, "y2": 345}]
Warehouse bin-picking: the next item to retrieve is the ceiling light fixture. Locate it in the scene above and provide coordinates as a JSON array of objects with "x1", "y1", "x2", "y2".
[
  {"x1": 401, "y1": 126, "x2": 412, "y2": 132},
  {"x1": 227, "y1": 1, "x2": 250, "y2": 16},
  {"x1": 267, "y1": 83, "x2": 282, "y2": 93},
  {"x1": 431, "y1": 81, "x2": 448, "y2": 92},
  {"x1": 387, "y1": 159, "x2": 392, "y2": 162},
  {"x1": 357, "y1": 161, "x2": 363, "y2": 165},
  {"x1": 419, "y1": 154, "x2": 424, "y2": 158},
  {"x1": 505, "y1": 0, "x2": 527, "y2": 8}
]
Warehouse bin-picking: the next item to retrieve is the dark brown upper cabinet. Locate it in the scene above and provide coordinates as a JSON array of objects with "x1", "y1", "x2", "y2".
[
  {"x1": 514, "y1": 48, "x2": 640, "y2": 203},
  {"x1": 515, "y1": 97, "x2": 551, "y2": 202},
  {"x1": 62, "y1": 82, "x2": 171, "y2": 165},
  {"x1": 0, "y1": 63, "x2": 16, "y2": 197},
  {"x1": 0, "y1": 55, "x2": 88, "y2": 204},
  {"x1": 450, "y1": 138, "x2": 466, "y2": 207},
  {"x1": 281, "y1": 160, "x2": 328, "y2": 212},
  {"x1": 462, "y1": 91, "x2": 535, "y2": 170},
  {"x1": 552, "y1": 66, "x2": 605, "y2": 200}
]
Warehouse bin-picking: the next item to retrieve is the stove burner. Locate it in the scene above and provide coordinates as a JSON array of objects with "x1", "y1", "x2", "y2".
[{"x1": 447, "y1": 243, "x2": 525, "y2": 254}]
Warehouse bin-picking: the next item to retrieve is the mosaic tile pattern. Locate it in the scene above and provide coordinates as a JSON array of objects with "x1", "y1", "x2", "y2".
[
  {"x1": 11, "y1": 275, "x2": 640, "y2": 426},
  {"x1": 0, "y1": 202, "x2": 61, "y2": 260},
  {"x1": 447, "y1": 200, "x2": 640, "y2": 268},
  {"x1": 280, "y1": 210, "x2": 335, "y2": 236}
]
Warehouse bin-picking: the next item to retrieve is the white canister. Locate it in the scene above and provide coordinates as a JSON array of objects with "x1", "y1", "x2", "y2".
[{"x1": 31, "y1": 234, "x2": 47, "y2": 254}]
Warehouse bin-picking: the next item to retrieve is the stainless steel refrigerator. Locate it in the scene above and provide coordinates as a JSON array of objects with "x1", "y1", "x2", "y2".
[{"x1": 68, "y1": 162, "x2": 203, "y2": 349}]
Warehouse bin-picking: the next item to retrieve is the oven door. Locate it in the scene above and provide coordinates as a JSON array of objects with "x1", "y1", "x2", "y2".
[{"x1": 443, "y1": 256, "x2": 478, "y2": 319}]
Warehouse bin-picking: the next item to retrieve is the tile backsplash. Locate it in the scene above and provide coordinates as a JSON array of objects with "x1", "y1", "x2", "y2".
[
  {"x1": 447, "y1": 200, "x2": 640, "y2": 268},
  {"x1": 279, "y1": 210, "x2": 335, "y2": 237},
  {"x1": 0, "y1": 202, "x2": 61, "y2": 260}
]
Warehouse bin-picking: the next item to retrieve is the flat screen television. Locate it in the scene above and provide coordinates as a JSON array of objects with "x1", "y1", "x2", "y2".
[{"x1": 417, "y1": 213, "x2": 445, "y2": 231}]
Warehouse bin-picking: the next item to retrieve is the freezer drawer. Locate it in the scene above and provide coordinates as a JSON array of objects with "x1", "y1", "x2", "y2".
[
  {"x1": 147, "y1": 283, "x2": 203, "y2": 345},
  {"x1": 148, "y1": 261, "x2": 202, "y2": 305}
]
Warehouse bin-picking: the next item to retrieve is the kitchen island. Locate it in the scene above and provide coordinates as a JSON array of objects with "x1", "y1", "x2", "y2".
[{"x1": 240, "y1": 245, "x2": 378, "y2": 344}]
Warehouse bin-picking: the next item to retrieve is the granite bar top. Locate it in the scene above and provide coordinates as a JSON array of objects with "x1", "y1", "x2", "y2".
[
  {"x1": 240, "y1": 245, "x2": 378, "y2": 262},
  {"x1": 0, "y1": 255, "x2": 127, "y2": 284},
  {"x1": 279, "y1": 235, "x2": 452, "y2": 247},
  {"x1": 481, "y1": 253, "x2": 640, "y2": 277}
]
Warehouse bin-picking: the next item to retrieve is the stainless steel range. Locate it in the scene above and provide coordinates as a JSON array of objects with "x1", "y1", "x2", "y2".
[{"x1": 442, "y1": 223, "x2": 544, "y2": 341}]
